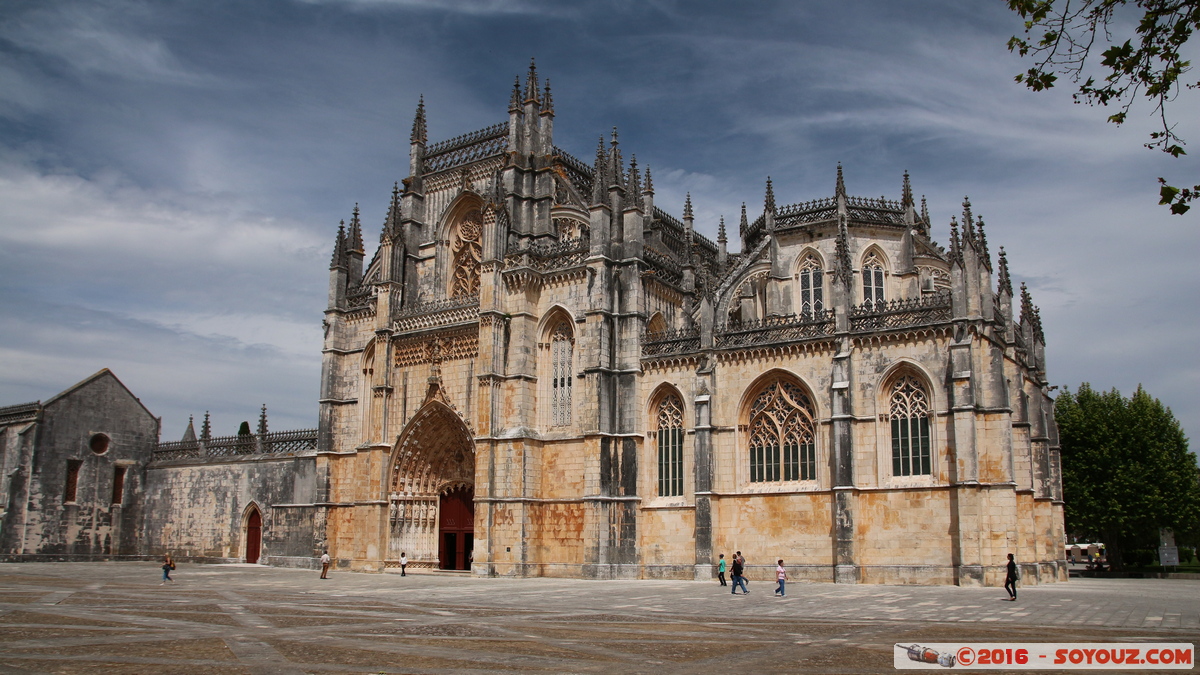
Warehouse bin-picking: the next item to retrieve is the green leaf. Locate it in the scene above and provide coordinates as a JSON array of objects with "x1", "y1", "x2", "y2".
[{"x1": 1159, "y1": 184, "x2": 1180, "y2": 204}]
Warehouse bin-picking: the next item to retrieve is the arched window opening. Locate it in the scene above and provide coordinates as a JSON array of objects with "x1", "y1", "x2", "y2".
[
  {"x1": 550, "y1": 321, "x2": 573, "y2": 427},
  {"x1": 451, "y1": 208, "x2": 483, "y2": 298},
  {"x1": 655, "y1": 394, "x2": 684, "y2": 497},
  {"x1": 862, "y1": 251, "x2": 885, "y2": 307},
  {"x1": 748, "y1": 380, "x2": 816, "y2": 482},
  {"x1": 890, "y1": 375, "x2": 931, "y2": 476},
  {"x1": 797, "y1": 254, "x2": 824, "y2": 317}
]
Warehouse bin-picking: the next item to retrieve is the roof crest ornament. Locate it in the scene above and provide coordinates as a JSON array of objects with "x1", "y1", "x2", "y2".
[
  {"x1": 201, "y1": 411, "x2": 211, "y2": 441},
  {"x1": 257, "y1": 404, "x2": 268, "y2": 436}
]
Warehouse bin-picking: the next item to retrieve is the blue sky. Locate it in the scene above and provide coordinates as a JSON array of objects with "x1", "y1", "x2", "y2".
[{"x1": 1, "y1": 0, "x2": 1198, "y2": 444}]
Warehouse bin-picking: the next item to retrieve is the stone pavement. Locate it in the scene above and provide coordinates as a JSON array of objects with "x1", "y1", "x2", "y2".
[{"x1": 0, "y1": 563, "x2": 1196, "y2": 674}]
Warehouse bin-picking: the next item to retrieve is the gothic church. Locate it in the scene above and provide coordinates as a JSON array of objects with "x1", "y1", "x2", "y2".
[{"x1": 1, "y1": 64, "x2": 1065, "y2": 586}]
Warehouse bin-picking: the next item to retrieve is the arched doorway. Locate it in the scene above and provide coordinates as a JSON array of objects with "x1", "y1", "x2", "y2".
[
  {"x1": 439, "y1": 485, "x2": 474, "y2": 570},
  {"x1": 388, "y1": 400, "x2": 475, "y2": 571},
  {"x1": 245, "y1": 506, "x2": 262, "y2": 564}
]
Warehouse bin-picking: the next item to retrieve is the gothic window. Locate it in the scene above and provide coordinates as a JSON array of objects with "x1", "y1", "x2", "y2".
[
  {"x1": 655, "y1": 394, "x2": 684, "y2": 497},
  {"x1": 748, "y1": 380, "x2": 816, "y2": 482},
  {"x1": 450, "y1": 208, "x2": 483, "y2": 298},
  {"x1": 550, "y1": 321, "x2": 573, "y2": 427},
  {"x1": 797, "y1": 254, "x2": 824, "y2": 316},
  {"x1": 862, "y1": 251, "x2": 885, "y2": 307},
  {"x1": 890, "y1": 375, "x2": 931, "y2": 476}
]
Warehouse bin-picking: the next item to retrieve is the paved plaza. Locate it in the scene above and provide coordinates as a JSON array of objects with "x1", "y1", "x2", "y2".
[{"x1": 0, "y1": 563, "x2": 1196, "y2": 674}]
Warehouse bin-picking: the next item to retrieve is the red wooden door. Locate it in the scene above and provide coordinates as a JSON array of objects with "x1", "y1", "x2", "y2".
[
  {"x1": 246, "y1": 509, "x2": 262, "y2": 564},
  {"x1": 438, "y1": 487, "x2": 474, "y2": 570}
]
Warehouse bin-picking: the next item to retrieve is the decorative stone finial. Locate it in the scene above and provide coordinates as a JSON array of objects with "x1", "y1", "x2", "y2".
[{"x1": 257, "y1": 404, "x2": 268, "y2": 436}]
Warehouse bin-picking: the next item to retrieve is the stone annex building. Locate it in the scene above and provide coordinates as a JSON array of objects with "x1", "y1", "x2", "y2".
[{"x1": 0, "y1": 65, "x2": 1065, "y2": 586}]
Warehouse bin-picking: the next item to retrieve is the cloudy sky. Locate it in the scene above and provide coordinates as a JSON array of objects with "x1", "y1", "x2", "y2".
[{"x1": 1, "y1": 0, "x2": 1197, "y2": 445}]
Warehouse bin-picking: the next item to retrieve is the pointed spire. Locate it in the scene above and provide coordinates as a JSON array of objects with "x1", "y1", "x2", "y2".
[
  {"x1": 608, "y1": 127, "x2": 623, "y2": 189},
  {"x1": 542, "y1": 79, "x2": 553, "y2": 114},
  {"x1": 764, "y1": 177, "x2": 776, "y2": 213},
  {"x1": 592, "y1": 136, "x2": 607, "y2": 204},
  {"x1": 835, "y1": 163, "x2": 846, "y2": 198},
  {"x1": 739, "y1": 202, "x2": 748, "y2": 234},
  {"x1": 961, "y1": 196, "x2": 975, "y2": 237},
  {"x1": 920, "y1": 196, "x2": 929, "y2": 228},
  {"x1": 977, "y1": 216, "x2": 991, "y2": 268},
  {"x1": 330, "y1": 221, "x2": 347, "y2": 270},
  {"x1": 643, "y1": 166, "x2": 653, "y2": 194},
  {"x1": 410, "y1": 96, "x2": 427, "y2": 144},
  {"x1": 949, "y1": 216, "x2": 962, "y2": 265},
  {"x1": 1019, "y1": 282, "x2": 1035, "y2": 333},
  {"x1": 257, "y1": 404, "x2": 268, "y2": 436},
  {"x1": 718, "y1": 215, "x2": 727, "y2": 244},
  {"x1": 1032, "y1": 305, "x2": 1045, "y2": 343},
  {"x1": 509, "y1": 76, "x2": 522, "y2": 112},
  {"x1": 902, "y1": 170, "x2": 913, "y2": 209},
  {"x1": 997, "y1": 246, "x2": 1012, "y2": 295},
  {"x1": 383, "y1": 182, "x2": 401, "y2": 241},
  {"x1": 182, "y1": 415, "x2": 196, "y2": 443},
  {"x1": 524, "y1": 57, "x2": 539, "y2": 103},
  {"x1": 683, "y1": 193, "x2": 694, "y2": 219},
  {"x1": 627, "y1": 155, "x2": 642, "y2": 209},
  {"x1": 200, "y1": 411, "x2": 211, "y2": 441},
  {"x1": 348, "y1": 204, "x2": 364, "y2": 253}
]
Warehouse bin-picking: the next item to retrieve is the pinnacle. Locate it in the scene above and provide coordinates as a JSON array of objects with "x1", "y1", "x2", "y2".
[
  {"x1": 410, "y1": 96, "x2": 427, "y2": 144},
  {"x1": 835, "y1": 163, "x2": 846, "y2": 197},
  {"x1": 524, "y1": 57, "x2": 539, "y2": 103},
  {"x1": 683, "y1": 193, "x2": 693, "y2": 219},
  {"x1": 902, "y1": 170, "x2": 913, "y2": 208},
  {"x1": 718, "y1": 215, "x2": 727, "y2": 243},
  {"x1": 764, "y1": 177, "x2": 776, "y2": 212}
]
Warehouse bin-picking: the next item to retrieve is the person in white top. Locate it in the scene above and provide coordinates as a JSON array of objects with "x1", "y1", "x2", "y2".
[
  {"x1": 400, "y1": 552, "x2": 408, "y2": 577},
  {"x1": 320, "y1": 552, "x2": 331, "y2": 579},
  {"x1": 774, "y1": 559, "x2": 788, "y2": 597}
]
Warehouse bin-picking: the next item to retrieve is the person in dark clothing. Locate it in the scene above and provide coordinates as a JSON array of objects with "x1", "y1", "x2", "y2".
[
  {"x1": 1004, "y1": 553, "x2": 1018, "y2": 601},
  {"x1": 731, "y1": 552, "x2": 748, "y2": 594}
]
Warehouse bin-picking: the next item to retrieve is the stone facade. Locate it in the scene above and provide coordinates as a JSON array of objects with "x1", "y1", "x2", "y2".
[
  {"x1": 0, "y1": 370, "x2": 156, "y2": 560},
  {"x1": 316, "y1": 64, "x2": 1065, "y2": 585},
  {"x1": 0, "y1": 64, "x2": 1066, "y2": 586}
]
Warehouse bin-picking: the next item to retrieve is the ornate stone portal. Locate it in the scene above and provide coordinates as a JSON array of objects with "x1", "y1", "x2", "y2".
[{"x1": 387, "y1": 398, "x2": 475, "y2": 570}]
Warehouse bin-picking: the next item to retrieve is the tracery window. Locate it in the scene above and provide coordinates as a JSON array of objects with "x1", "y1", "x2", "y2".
[
  {"x1": 655, "y1": 394, "x2": 684, "y2": 497},
  {"x1": 890, "y1": 375, "x2": 931, "y2": 476},
  {"x1": 550, "y1": 321, "x2": 573, "y2": 427},
  {"x1": 862, "y1": 251, "x2": 885, "y2": 307},
  {"x1": 797, "y1": 254, "x2": 824, "y2": 316},
  {"x1": 450, "y1": 209, "x2": 483, "y2": 298},
  {"x1": 748, "y1": 380, "x2": 816, "y2": 482}
]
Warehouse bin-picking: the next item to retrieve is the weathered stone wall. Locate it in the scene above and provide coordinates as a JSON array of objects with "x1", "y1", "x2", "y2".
[
  {"x1": 142, "y1": 454, "x2": 318, "y2": 563},
  {"x1": 0, "y1": 370, "x2": 156, "y2": 560}
]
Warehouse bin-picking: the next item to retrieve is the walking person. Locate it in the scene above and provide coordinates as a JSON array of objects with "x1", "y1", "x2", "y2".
[
  {"x1": 717, "y1": 554, "x2": 727, "y2": 586},
  {"x1": 1004, "y1": 553, "x2": 1018, "y2": 601},
  {"x1": 774, "y1": 559, "x2": 788, "y2": 597},
  {"x1": 160, "y1": 553, "x2": 175, "y2": 585},
  {"x1": 731, "y1": 552, "x2": 748, "y2": 594},
  {"x1": 320, "y1": 551, "x2": 331, "y2": 579},
  {"x1": 400, "y1": 552, "x2": 408, "y2": 577}
]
